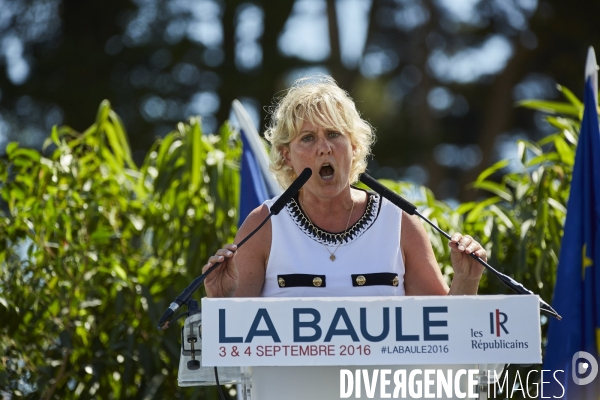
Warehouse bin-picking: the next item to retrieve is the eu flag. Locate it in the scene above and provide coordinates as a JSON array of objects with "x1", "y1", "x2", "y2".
[{"x1": 543, "y1": 74, "x2": 600, "y2": 398}]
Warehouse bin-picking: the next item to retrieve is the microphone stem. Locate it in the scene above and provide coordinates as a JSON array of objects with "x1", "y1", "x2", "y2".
[{"x1": 414, "y1": 210, "x2": 562, "y2": 321}]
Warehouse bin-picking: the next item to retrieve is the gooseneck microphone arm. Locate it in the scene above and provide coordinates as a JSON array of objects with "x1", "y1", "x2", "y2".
[
  {"x1": 359, "y1": 173, "x2": 561, "y2": 321},
  {"x1": 156, "y1": 215, "x2": 269, "y2": 330},
  {"x1": 157, "y1": 168, "x2": 313, "y2": 330}
]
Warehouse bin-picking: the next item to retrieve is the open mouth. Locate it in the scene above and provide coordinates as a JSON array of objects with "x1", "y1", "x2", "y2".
[{"x1": 319, "y1": 163, "x2": 335, "y2": 180}]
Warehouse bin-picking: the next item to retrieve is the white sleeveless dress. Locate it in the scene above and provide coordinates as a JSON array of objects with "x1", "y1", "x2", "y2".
[{"x1": 261, "y1": 189, "x2": 406, "y2": 297}]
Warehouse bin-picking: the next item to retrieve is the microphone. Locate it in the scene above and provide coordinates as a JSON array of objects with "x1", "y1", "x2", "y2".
[
  {"x1": 157, "y1": 168, "x2": 312, "y2": 329},
  {"x1": 359, "y1": 172, "x2": 562, "y2": 321},
  {"x1": 270, "y1": 168, "x2": 312, "y2": 215},
  {"x1": 359, "y1": 173, "x2": 417, "y2": 215}
]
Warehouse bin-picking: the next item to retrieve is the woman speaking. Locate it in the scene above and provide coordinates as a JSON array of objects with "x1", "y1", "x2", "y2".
[{"x1": 203, "y1": 76, "x2": 486, "y2": 298}]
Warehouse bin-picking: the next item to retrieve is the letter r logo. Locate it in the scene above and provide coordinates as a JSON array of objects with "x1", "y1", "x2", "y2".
[{"x1": 490, "y1": 309, "x2": 508, "y2": 336}]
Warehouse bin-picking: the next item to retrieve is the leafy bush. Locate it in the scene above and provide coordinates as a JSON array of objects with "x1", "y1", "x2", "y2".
[{"x1": 0, "y1": 101, "x2": 239, "y2": 399}]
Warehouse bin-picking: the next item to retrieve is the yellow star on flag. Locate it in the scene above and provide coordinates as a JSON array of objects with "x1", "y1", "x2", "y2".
[{"x1": 582, "y1": 243, "x2": 593, "y2": 279}]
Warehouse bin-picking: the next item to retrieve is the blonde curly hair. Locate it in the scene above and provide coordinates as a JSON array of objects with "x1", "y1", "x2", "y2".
[{"x1": 264, "y1": 76, "x2": 375, "y2": 189}]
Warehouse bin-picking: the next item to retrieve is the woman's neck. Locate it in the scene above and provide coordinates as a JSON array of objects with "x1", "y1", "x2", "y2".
[{"x1": 298, "y1": 186, "x2": 367, "y2": 233}]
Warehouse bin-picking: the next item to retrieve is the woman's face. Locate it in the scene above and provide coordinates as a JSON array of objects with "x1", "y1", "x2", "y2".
[{"x1": 282, "y1": 119, "x2": 355, "y2": 198}]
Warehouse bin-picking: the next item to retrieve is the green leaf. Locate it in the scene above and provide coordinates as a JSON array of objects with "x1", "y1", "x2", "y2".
[
  {"x1": 488, "y1": 204, "x2": 515, "y2": 229},
  {"x1": 554, "y1": 136, "x2": 575, "y2": 166},
  {"x1": 537, "y1": 133, "x2": 559, "y2": 147},
  {"x1": 109, "y1": 109, "x2": 136, "y2": 168},
  {"x1": 526, "y1": 152, "x2": 559, "y2": 167},
  {"x1": 557, "y1": 84, "x2": 583, "y2": 108},
  {"x1": 465, "y1": 196, "x2": 502, "y2": 223},
  {"x1": 518, "y1": 140, "x2": 526, "y2": 165},
  {"x1": 155, "y1": 134, "x2": 178, "y2": 171},
  {"x1": 51, "y1": 125, "x2": 60, "y2": 144},
  {"x1": 104, "y1": 122, "x2": 125, "y2": 166},
  {"x1": 455, "y1": 202, "x2": 476, "y2": 215},
  {"x1": 5, "y1": 142, "x2": 18, "y2": 156},
  {"x1": 562, "y1": 129, "x2": 578, "y2": 146},
  {"x1": 190, "y1": 121, "x2": 202, "y2": 192},
  {"x1": 517, "y1": 139, "x2": 544, "y2": 166},
  {"x1": 471, "y1": 181, "x2": 513, "y2": 202},
  {"x1": 547, "y1": 198, "x2": 567, "y2": 214},
  {"x1": 96, "y1": 99, "x2": 111, "y2": 125},
  {"x1": 13, "y1": 148, "x2": 41, "y2": 162},
  {"x1": 520, "y1": 219, "x2": 534, "y2": 240},
  {"x1": 543, "y1": 118, "x2": 579, "y2": 146},
  {"x1": 475, "y1": 160, "x2": 510, "y2": 184},
  {"x1": 517, "y1": 100, "x2": 581, "y2": 116}
]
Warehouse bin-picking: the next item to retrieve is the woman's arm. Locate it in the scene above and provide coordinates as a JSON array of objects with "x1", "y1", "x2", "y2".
[
  {"x1": 401, "y1": 212, "x2": 485, "y2": 295},
  {"x1": 202, "y1": 204, "x2": 271, "y2": 298},
  {"x1": 401, "y1": 212, "x2": 449, "y2": 295}
]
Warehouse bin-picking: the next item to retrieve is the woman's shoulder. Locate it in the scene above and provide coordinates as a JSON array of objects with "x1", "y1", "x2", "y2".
[{"x1": 240, "y1": 203, "x2": 272, "y2": 232}]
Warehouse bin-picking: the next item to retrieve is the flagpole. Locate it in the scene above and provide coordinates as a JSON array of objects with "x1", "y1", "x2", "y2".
[{"x1": 585, "y1": 46, "x2": 598, "y2": 105}]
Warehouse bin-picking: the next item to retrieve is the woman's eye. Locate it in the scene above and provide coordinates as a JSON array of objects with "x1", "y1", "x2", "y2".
[
  {"x1": 301, "y1": 135, "x2": 313, "y2": 142},
  {"x1": 328, "y1": 131, "x2": 341, "y2": 138}
]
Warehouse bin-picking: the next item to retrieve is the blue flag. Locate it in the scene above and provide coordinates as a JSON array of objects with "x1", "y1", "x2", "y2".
[
  {"x1": 232, "y1": 100, "x2": 281, "y2": 226},
  {"x1": 239, "y1": 131, "x2": 271, "y2": 225},
  {"x1": 543, "y1": 77, "x2": 600, "y2": 398}
]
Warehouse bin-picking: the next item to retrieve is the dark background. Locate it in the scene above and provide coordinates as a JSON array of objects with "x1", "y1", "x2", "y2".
[{"x1": 0, "y1": 0, "x2": 598, "y2": 202}]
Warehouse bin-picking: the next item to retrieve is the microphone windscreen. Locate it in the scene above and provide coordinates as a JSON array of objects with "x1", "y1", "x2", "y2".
[
  {"x1": 269, "y1": 168, "x2": 312, "y2": 215},
  {"x1": 359, "y1": 173, "x2": 417, "y2": 215}
]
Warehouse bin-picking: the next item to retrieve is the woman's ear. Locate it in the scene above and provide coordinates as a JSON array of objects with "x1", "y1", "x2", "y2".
[{"x1": 281, "y1": 145, "x2": 291, "y2": 165}]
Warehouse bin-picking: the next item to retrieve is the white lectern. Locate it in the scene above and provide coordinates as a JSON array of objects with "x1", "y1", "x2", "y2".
[{"x1": 178, "y1": 295, "x2": 541, "y2": 400}]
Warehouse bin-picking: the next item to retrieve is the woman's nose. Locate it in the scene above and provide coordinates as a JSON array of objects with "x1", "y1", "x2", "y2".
[{"x1": 317, "y1": 137, "x2": 332, "y2": 155}]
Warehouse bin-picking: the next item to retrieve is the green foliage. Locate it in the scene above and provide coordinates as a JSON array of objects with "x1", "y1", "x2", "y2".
[
  {"x1": 0, "y1": 101, "x2": 239, "y2": 399},
  {"x1": 464, "y1": 84, "x2": 579, "y2": 301}
]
